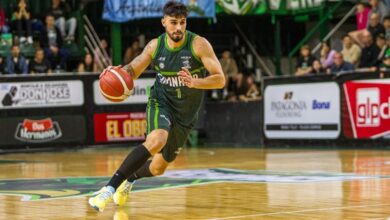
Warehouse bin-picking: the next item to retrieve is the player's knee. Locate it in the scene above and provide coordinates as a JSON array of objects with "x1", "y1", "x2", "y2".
[{"x1": 144, "y1": 137, "x2": 167, "y2": 155}]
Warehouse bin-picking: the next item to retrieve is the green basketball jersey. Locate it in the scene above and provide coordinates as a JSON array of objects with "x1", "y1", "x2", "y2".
[{"x1": 150, "y1": 31, "x2": 207, "y2": 126}]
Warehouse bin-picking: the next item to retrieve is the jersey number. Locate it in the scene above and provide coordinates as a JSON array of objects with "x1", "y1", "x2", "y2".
[{"x1": 176, "y1": 88, "x2": 182, "y2": 99}]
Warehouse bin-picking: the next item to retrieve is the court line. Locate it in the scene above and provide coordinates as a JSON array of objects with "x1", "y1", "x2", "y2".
[
  {"x1": 207, "y1": 203, "x2": 390, "y2": 220},
  {"x1": 20, "y1": 180, "x2": 226, "y2": 202}
]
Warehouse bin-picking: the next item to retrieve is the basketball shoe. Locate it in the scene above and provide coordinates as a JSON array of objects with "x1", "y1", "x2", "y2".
[
  {"x1": 88, "y1": 186, "x2": 114, "y2": 212},
  {"x1": 113, "y1": 181, "x2": 134, "y2": 206}
]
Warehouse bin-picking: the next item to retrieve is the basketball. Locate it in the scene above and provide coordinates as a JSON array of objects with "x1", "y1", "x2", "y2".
[{"x1": 99, "y1": 66, "x2": 134, "y2": 102}]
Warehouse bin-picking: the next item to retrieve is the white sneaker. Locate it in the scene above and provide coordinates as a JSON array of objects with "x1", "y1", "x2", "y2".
[{"x1": 113, "y1": 181, "x2": 134, "y2": 206}]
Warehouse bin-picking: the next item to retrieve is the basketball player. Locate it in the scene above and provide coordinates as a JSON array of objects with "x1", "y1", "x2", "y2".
[{"x1": 89, "y1": 1, "x2": 225, "y2": 212}]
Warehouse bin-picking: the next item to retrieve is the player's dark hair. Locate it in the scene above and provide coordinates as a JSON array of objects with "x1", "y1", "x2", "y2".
[{"x1": 163, "y1": 1, "x2": 188, "y2": 18}]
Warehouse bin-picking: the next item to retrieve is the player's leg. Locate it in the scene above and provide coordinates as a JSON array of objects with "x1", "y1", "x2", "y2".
[
  {"x1": 112, "y1": 123, "x2": 187, "y2": 206},
  {"x1": 113, "y1": 153, "x2": 169, "y2": 206},
  {"x1": 89, "y1": 98, "x2": 170, "y2": 212}
]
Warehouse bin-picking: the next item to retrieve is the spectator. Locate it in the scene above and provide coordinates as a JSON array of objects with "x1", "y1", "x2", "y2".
[
  {"x1": 384, "y1": 16, "x2": 390, "y2": 40},
  {"x1": 367, "y1": 0, "x2": 390, "y2": 24},
  {"x1": 0, "y1": 57, "x2": 4, "y2": 74},
  {"x1": 4, "y1": 45, "x2": 28, "y2": 74},
  {"x1": 367, "y1": 13, "x2": 385, "y2": 42},
  {"x1": 94, "y1": 38, "x2": 112, "y2": 71},
  {"x1": 376, "y1": 33, "x2": 388, "y2": 63},
  {"x1": 48, "y1": 0, "x2": 77, "y2": 42},
  {"x1": 295, "y1": 44, "x2": 316, "y2": 76},
  {"x1": 0, "y1": 7, "x2": 9, "y2": 34},
  {"x1": 356, "y1": 2, "x2": 371, "y2": 30},
  {"x1": 123, "y1": 39, "x2": 142, "y2": 64},
  {"x1": 341, "y1": 35, "x2": 361, "y2": 66},
  {"x1": 29, "y1": 48, "x2": 52, "y2": 74},
  {"x1": 219, "y1": 50, "x2": 238, "y2": 98},
  {"x1": 320, "y1": 41, "x2": 337, "y2": 69},
  {"x1": 380, "y1": 49, "x2": 390, "y2": 69},
  {"x1": 40, "y1": 14, "x2": 69, "y2": 70},
  {"x1": 78, "y1": 53, "x2": 97, "y2": 73},
  {"x1": 328, "y1": 52, "x2": 355, "y2": 74},
  {"x1": 359, "y1": 31, "x2": 380, "y2": 68},
  {"x1": 243, "y1": 74, "x2": 261, "y2": 101},
  {"x1": 228, "y1": 73, "x2": 246, "y2": 102},
  {"x1": 309, "y1": 60, "x2": 325, "y2": 75},
  {"x1": 12, "y1": 0, "x2": 33, "y2": 44}
]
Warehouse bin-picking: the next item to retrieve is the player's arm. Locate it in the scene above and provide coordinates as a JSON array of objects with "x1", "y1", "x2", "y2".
[
  {"x1": 178, "y1": 37, "x2": 225, "y2": 89},
  {"x1": 122, "y1": 39, "x2": 157, "y2": 79}
]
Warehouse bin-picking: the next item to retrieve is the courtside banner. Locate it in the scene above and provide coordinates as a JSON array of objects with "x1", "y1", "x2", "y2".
[
  {"x1": 0, "y1": 115, "x2": 86, "y2": 145},
  {"x1": 0, "y1": 80, "x2": 84, "y2": 109},
  {"x1": 93, "y1": 78, "x2": 155, "y2": 105},
  {"x1": 94, "y1": 112, "x2": 146, "y2": 143},
  {"x1": 344, "y1": 79, "x2": 390, "y2": 139},
  {"x1": 264, "y1": 82, "x2": 340, "y2": 139}
]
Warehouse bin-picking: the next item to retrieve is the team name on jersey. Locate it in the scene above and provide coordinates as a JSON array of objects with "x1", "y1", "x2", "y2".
[{"x1": 157, "y1": 73, "x2": 199, "y2": 88}]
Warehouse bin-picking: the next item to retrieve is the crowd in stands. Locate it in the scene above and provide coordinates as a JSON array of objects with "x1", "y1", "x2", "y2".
[
  {"x1": 0, "y1": 0, "x2": 90, "y2": 74},
  {"x1": 296, "y1": 0, "x2": 390, "y2": 76}
]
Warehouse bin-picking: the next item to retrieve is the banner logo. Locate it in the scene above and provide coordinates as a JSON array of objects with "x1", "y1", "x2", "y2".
[
  {"x1": 344, "y1": 80, "x2": 390, "y2": 138},
  {"x1": 0, "y1": 80, "x2": 84, "y2": 109},
  {"x1": 15, "y1": 118, "x2": 62, "y2": 143}
]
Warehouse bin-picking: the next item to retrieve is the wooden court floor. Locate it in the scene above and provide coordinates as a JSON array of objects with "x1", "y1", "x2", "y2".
[{"x1": 1, "y1": 147, "x2": 390, "y2": 219}]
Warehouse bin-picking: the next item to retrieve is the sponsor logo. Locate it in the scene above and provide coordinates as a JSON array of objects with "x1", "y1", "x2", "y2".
[
  {"x1": 157, "y1": 73, "x2": 200, "y2": 88},
  {"x1": 15, "y1": 118, "x2": 62, "y2": 143},
  {"x1": 94, "y1": 112, "x2": 146, "y2": 143},
  {"x1": 160, "y1": 114, "x2": 171, "y2": 126},
  {"x1": 181, "y1": 56, "x2": 192, "y2": 69},
  {"x1": 344, "y1": 80, "x2": 390, "y2": 138},
  {"x1": 271, "y1": 91, "x2": 307, "y2": 118},
  {"x1": 312, "y1": 100, "x2": 330, "y2": 110},
  {"x1": 0, "y1": 168, "x2": 382, "y2": 201},
  {"x1": 264, "y1": 82, "x2": 340, "y2": 139},
  {"x1": 0, "y1": 81, "x2": 84, "y2": 109}
]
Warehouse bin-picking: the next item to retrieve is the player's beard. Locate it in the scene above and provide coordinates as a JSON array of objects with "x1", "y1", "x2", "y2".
[{"x1": 167, "y1": 31, "x2": 184, "y2": 42}]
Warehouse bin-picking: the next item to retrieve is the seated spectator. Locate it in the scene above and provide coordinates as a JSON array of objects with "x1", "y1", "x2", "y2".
[
  {"x1": 0, "y1": 57, "x2": 4, "y2": 74},
  {"x1": 48, "y1": 0, "x2": 77, "y2": 42},
  {"x1": 328, "y1": 52, "x2": 355, "y2": 74},
  {"x1": 341, "y1": 35, "x2": 361, "y2": 66},
  {"x1": 309, "y1": 60, "x2": 325, "y2": 75},
  {"x1": 29, "y1": 48, "x2": 52, "y2": 74},
  {"x1": 12, "y1": 0, "x2": 33, "y2": 44},
  {"x1": 359, "y1": 31, "x2": 380, "y2": 68},
  {"x1": 94, "y1": 38, "x2": 112, "y2": 71},
  {"x1": 367, "y1": 0, "x2": 390, "y2": 24},
  {"x1": 243, "y1": 74, "x2": 260, "y2": 101},
  {"x1": 320, "y1": 41, "x2": 337, "y2": 69},
  {"x1": 40, "y1": 14, "x2": 69, "y2": 70},
  {"x1": 367, "y1": 13, "x2": 385, "y2": 42},
  {"x1": 219, "y1": 50, "x2": 238, "y2": 99},
  {"x1": 78, "y1": 53, "x2": 97, "y2": 73},
  {"x1": 4, "y1": 45, "x2": 28, "y2": 74},
  {"x1": 123, "y1": 39, "x2": 142, "y2": 64},
  {"x1": 228, "y1": 73, "x2": 246, "y2": 102},
  {"x1": 384, "y1": 16, "x2": 390, "y2": 40},
  {"x1": 295, "y1": 44, "x2": 316, "y2": 76},
  {"x1": 377, "y1": 33, "x2": 388, "y2": 64},
  {"x1": 380, "y1": 49, "x2": 390, "y2": 69}
]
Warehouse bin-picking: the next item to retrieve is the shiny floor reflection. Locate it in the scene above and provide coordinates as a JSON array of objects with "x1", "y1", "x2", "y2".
[{"x1": 0, "y1": 147, "x2": 390, "y2": 219}]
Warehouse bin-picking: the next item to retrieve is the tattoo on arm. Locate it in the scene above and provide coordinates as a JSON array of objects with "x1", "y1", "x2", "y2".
[{"x1": 123, "y1": 64, "x2": 136, "y2": 79}]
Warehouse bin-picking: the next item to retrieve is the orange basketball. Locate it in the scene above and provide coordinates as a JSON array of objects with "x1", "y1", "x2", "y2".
[{"x1": 99, "y1": 66, "x2": 134, "y2": 102}]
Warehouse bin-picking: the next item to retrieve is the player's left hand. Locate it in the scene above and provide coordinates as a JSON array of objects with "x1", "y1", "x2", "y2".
[{"x1": 178, "y1": 67, "x2": 195, "y2": 88}]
